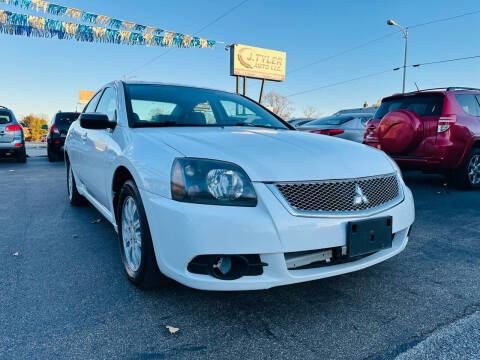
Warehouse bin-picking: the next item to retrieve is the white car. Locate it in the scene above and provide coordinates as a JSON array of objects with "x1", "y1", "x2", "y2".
[{"x1": 65, "y1": 81, "x2": 415, "y2": 291}]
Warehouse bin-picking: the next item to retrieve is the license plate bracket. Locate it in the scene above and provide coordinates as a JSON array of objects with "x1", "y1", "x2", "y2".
[{"x1": 347, "y1": 216, "x2": 393, "y2": 257}]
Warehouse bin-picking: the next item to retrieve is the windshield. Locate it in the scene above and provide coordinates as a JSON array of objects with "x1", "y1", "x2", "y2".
[
  {"x1": 125, "y1": 84, "x2": 290, "y2": 130},
  {"x1": 375, "y1": 94, "x2": 444, "y2": 119},
  {"x1": 306, "y1": 115, "x2": 354, "y2": 126}
]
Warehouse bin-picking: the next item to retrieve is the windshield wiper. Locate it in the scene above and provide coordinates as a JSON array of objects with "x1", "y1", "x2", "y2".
[
  {"x1": 229, "y1": 123, "x2": 284, "y2": 130},
  {"x1": 137, "y1": 121, "x2": 210, "y2": 128}
]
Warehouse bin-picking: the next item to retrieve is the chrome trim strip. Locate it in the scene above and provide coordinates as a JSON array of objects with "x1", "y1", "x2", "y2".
[{"x1": 267, "y1": 173, "x2": 404, "y2": 218}]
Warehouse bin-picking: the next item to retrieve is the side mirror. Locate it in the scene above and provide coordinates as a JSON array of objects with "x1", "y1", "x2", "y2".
[{"x1": 79, "y1": 113, "x2": 115, "y2": 130}]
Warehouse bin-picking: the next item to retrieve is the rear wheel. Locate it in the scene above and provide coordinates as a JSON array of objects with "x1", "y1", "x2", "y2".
[
  {"x1": 48, "y1": 145, "x2": 59, "y2": 162},
  {"x1": 117, "y1": 180, "x2": 168, "y2": 289},
  {"x1": 66, "y1": 160, "x2": 86, "y2": 205},
  {"x1": 455, "y1": 148, "x2": 480, "y2": 190},
  {"x1": 16, "y1": 148, "x2": 27, "y2": 163}
]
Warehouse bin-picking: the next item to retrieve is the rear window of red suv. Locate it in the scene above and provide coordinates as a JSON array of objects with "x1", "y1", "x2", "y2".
[{"x1": 374, "y1": 94, "x2": 444, "y2": 119}]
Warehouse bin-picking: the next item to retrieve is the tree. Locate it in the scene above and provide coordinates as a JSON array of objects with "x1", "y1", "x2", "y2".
[
  {"x1": 21, "y1": 114, "x2": 48, "y2": 141},
  {"x1": 303, "y1": 106, "x2": 320, "y2": 119},
  {"x1": 263, "y1": 91, "x2": 294, "y2": 120}
]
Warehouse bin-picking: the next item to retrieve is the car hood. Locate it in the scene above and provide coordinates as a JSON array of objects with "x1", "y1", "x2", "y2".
[{"x1": 136, "y1": 127, "x2": 396, "y2": 182}]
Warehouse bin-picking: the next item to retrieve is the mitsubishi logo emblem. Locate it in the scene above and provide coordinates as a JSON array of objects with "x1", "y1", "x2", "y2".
[{"x1": 353, "y1": 184, "x2": 369, "y2": 206}]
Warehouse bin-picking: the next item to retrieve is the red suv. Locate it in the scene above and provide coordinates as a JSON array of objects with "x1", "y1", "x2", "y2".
[{"x1": 364, "y1": 87, "x2": 480, "y2": 189}]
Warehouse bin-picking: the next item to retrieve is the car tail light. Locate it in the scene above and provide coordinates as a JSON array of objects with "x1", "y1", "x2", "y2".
[
  {"x1": 5, "y1": 124, "x2": 22, "y2": 132},
  {"x1": 310, "y1": 129, "x2": 344, "y2": 136},
  {"x1": 51, "y1": 125, "x2": 60, "y2": 134},
  {"x1": 14, "y1": 143, "x2": 23, "y2": 147},
  {"x1": 437, "y1": 115, "x2": 456, "y2": 133}
]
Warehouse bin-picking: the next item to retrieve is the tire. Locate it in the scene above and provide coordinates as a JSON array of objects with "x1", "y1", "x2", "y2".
[
  {"x1": 117, "y1": 180, "x2": 169, "y2": 289},
  {"x1": 16, "y1": 148, "x2": 27, "y2": 163},
  {"x1": 454, "y1": 148, "x2": 480, "y2": 190},
  {"x1": 66, "y1": 160, "x2": 86, "y2": 206},
  {"x1": 47, "y1": 146, "x2": 57, "y2": 162}
]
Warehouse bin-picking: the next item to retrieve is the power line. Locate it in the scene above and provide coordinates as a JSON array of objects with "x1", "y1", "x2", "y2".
[
  {"x1": 123, "y1": 0, "x2": 249, "y2": 77},
  {"x1": 287, "y1": 54, "x2": 480, "y2": 97},
  {"x1": 287, "y1": 9, "x2": 480, "y2": 75},
  {"x1": 408, "y1": 9, "x2": 480, "y2": 29},
  {"x1": 287, "y1": 69, "x2": 393, "y2": 97},
  {"x1": 409, "y1": 55, "x2": 480, "y2": 68},
  {"x1": 287, "y1": 32, "x2": 397, "y2": 74}
]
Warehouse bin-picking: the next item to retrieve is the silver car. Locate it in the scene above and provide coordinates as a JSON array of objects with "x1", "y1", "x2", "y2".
[
  {"x1": 298, "y1": 113, "x2": 374, "y2": 143},
  {"x1": 288, "y1": 118, "x2": 314, "y2": 128},
  {"x1": 0, "y1": 106, "x2": 26, "y2": 162}
]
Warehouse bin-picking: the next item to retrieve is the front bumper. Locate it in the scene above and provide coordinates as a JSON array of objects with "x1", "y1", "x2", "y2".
[{"x1": 141, "y1": 181, "x2": 415, "y2": 291}]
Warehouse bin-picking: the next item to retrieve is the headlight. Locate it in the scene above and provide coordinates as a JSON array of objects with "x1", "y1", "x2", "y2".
[{"x1": 171, "y1": 158, "x2": 257, "y2": 207}]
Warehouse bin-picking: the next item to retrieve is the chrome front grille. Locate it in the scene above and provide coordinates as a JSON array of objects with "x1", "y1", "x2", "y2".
[{"x1": 271, "y1": 173, "x2": 402, "y2": 216}]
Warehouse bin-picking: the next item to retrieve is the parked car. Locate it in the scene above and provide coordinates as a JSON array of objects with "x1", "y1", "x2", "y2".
[
  {"x1": 65, "y1": 81, "x2": 414, "y2": 291},
  {"x1": 0, "y1": 106, "x2": 26, "y2": 162},
  {"x1": 47, "y1": 111, "x2": 79, "y2": 162},
  {"x1": 334, "y1": 106, "x2": 379, "y2": 116},
  {"x1": 41, "y1": 134, "x2": 47, "y2": 143},
  {"x1": 364, "y1": 87, "x2": 480, "y2": 189},
  {"x1": 288, "y1": 118, "x2": 314, "y2": 128},
  {"x1": 299, "y1": 113, "x2": 374, "y2": 143}
]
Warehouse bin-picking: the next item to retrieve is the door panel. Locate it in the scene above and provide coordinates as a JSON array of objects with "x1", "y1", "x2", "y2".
[
  {"x1": 69, "y1": 90, "x2": 103, "y2": 185},
  {"x1": 81, "y1": 87, "x2": 117, "y2": 207}
]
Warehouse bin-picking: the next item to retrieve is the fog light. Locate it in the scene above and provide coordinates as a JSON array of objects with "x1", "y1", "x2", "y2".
[{"x1": 212, "y1": 256, "x2": 232, "y2": 276}]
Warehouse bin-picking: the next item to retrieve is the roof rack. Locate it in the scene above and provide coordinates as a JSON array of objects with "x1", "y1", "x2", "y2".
[
  {"x1": 0, "y1": 105, "x2": 8, "y2": 109},
  {"x1": 445, "y1": 87, "x2": 480, "y2": 91},
  {"x1": 409, "y1": 87, "x2": 480, "y2": 92}
]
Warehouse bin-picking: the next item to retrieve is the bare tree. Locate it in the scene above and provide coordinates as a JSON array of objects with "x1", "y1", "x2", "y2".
[
  {"x1": 263, "y1": 91, "x2": 294, "y2": 120},
  {"x1": 303, "y1": 106, "x2": 320, "y2": 119}
]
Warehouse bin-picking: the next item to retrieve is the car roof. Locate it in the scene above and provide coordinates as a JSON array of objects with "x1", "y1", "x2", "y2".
[{"x1": 122, "y1": 81, "x2": 237, "y2": 95}]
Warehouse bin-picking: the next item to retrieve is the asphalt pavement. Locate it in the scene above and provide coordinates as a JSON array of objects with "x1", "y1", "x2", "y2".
[{"x1": 1, "y1": 150, "x2": 480, "y2": 360}]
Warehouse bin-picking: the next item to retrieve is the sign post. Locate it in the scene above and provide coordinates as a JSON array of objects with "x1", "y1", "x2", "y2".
[{"x1": 229, "y1": 44, "x2": 286, "y2": 103}]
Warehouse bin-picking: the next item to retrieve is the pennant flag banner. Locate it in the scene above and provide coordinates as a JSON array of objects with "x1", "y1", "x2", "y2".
[
  {"x1": 0, "y1": 0, "x2": 218, "y2": 48},
  {"x1": 0, "y1": 9, "x2": 216, "y2": 48}
]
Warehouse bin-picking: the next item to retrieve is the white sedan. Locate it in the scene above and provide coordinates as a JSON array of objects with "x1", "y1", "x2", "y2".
[{"x1": 65, "y1": 81, "x2": 415, "y2": 291}]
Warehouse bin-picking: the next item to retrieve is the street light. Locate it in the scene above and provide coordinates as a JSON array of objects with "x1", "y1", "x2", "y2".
[{"x1": 387, "y1": 19, "x2": 408, "y2": 93}]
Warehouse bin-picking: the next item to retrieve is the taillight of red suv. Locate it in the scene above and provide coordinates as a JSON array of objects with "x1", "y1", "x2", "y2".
[{"x1": 437, "y1": 114, "x2": 456, "y2": 133}]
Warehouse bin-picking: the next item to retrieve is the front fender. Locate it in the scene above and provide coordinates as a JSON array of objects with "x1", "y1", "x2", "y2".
[{"x1": 107, "y1": 127, "x2": 183, "y2": 213}]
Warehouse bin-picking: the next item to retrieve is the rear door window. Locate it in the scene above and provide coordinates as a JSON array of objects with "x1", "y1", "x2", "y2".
[
  {"x1": 375, "y1": 95, "x2": 444, "y2": 119},
  {"x1": 455, "y1": 94, "x2": 480, "y2": 116},
  {"x1": 56, "y1": 113, "x2": 79, "y2": 125}
]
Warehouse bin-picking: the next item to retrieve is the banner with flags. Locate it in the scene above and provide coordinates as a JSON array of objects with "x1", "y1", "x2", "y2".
[{"x1": 0, "y1": 1, "x2": 217, "y2": 48}]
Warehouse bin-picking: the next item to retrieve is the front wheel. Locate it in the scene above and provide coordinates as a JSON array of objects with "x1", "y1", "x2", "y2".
[
  {"x1": 455, "y1": 148, "x2": 480, "y2": 190},
  {"x1": 117, "y1": 180, "x2": 168, "y2": 289}
]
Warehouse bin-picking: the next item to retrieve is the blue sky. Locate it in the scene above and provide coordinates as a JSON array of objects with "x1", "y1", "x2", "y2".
[{"x1": 1, "y1": 0, "x2": 479, "y2": 121}]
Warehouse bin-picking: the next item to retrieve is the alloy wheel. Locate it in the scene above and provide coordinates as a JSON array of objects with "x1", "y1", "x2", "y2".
[
  {"x1": 468, "y1": 155, "x2": 480, "y2": 185},
  {"x1": 121, "y1": 196, "x2": 142, "y2": 272}
]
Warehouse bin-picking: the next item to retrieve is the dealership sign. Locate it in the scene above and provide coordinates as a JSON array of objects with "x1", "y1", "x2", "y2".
[
  {"x1": 230, "y1": 44, "x2": 286, "y2": 82},
  {"x1": 79, "y1": 90, "x2": 96, "y2": 105}
]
